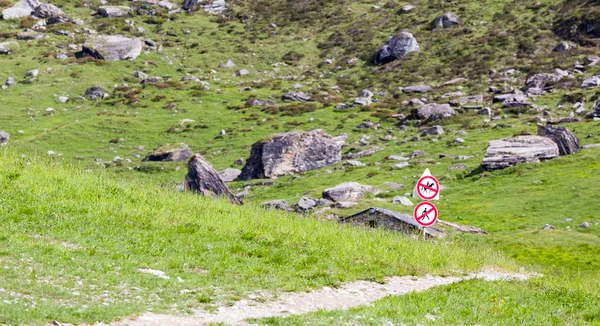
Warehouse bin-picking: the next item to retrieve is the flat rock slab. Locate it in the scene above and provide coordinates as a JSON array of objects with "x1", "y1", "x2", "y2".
[
  {"x1": 482, "y1": 136, "x2": 559, "y2": 170},
  {"x1": 2, "y1": 0, "x2": 39, "y2": 19},
  {"x1": 85, "y1": 35, "x2": 142, "y2": 61},
  {"x1": 99, "y1": 271, "x2": 533, "y2": 326}
]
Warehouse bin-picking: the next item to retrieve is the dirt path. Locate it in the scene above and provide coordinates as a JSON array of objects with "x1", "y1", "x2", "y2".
[{"x1": 101, "y1": 271, "x2": 531, "y2": 326}]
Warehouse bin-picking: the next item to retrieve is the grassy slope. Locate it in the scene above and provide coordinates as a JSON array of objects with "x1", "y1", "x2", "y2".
[{"x1": 0, "y1": 150, "x2": 513, "y2": 324}]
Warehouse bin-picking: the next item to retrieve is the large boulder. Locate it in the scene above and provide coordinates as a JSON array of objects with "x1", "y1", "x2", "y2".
[
  {"x1": 84, "y1": 35, "x2": 142, "y2": 61},
  {"x1": 322, "y1": 182, "x2": 378, "y2": 202},
  {"x1": 218, "y1": 168, "x2": 241, "y2": 182},
  {"x1": 240, "y1": 130, "x2": 342, "y2": 180},
  {"x1": 142, "y1": 143, "x2": 194, "y2": 162},
  {"x1": 431, "y1": 12, "x2": 460, "y2": 29},
  {"x1": 373, "y1": 31, "x2": 419, "y2": 65},
  {"x1": 97, "y1": 6, "x2": 130, "y2": 18},
  {"x1": 525, "y1": 73, "x2": 561, "y2": 94},
  {"x1": 185, "y1": 154, "x2": 241, "y2": 204},
  {"x1": 32, "y1": 3, "x2": 63, "y2": 18},
  {"x1": 402, "y1": 84, "x2": 432, "y2": 94},
  {"x1": 411, "y1": 103, "x2": 456, "y2": 121},
  {"x1": 0, "y1": 131, "x2": 9, "y2": 146},
  {"x1": 482, "y1": 136, "x2": 559, "y2": 170},
  {"x1": 537, "y1": 124, "x2": 580, "y2": 156},
  {"x1": 2, "y1": 0, "x2": 39, "y2": 19}
]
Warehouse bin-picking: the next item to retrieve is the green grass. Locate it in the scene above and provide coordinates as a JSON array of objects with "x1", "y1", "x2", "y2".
[{"x1": 0, "y1": 150, "x2": 514, "y2": 324}]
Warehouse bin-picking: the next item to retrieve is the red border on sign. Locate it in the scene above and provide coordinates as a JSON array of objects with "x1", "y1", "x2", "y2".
[
  {"x1": 416, "y1": 176, "x2": 440, "y2": 200},
  {"x1": 413, "y1": 202, "x2": 438, "y2": 227}
]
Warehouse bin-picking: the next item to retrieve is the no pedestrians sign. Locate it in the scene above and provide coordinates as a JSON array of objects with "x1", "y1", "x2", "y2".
[{"x1": 413, "y1": 202, "x2": 438, "y2": 227}]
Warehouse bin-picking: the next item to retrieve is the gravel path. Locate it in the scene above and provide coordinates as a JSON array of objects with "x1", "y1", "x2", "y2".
[{"x1": 100, "y1": 271, "x2": 531, "y2": 326}]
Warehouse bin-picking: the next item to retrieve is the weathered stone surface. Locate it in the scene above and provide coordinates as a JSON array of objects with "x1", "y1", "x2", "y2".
[
  {"x1": 218, "y1": 168, "x2": 241, "y2": 182},
  {"x1": 85, "y1": 35, "x2": 142, "y2": 61},
  {"x1": 373, "y1": 31, "x2": 419, "y2": 65},
  {"x1": 262, "y1": 199, "x2": 288, "y2": 210},
  {"x1": 592, "y1": 99, "x2": 600, "y2": 118},
  {"x1": 582, "y1": 75, "x2": 600, "y2": 88},
  {"x1": 184, "y1": 0, "x2": 226, "y2": 15},
  {"x1": 84, "y1": 86, "x2": 107, "y2": 100},
  {"x1": 342, "y1": 146, "x2": 383, "y2": 159},
  {"x1": 449, "y1": 95, "x2": 483, "y2": 107},
  {"x1": 537, "y1": 124, "x2": 580, "y2": 156},
  {"x1": 143, "y1": 143, "x2": 193, "y2": 162},
  {"x1": 294, "y1": 197, "x2": 317, "y2": 212},
  {"x1": 2, "y1": 0, "x2": 39, "y2": 19},
  {"x1": 421, "y1": 125, "x2": 444, "y2": 136},
  {"x1": 98, "y1": 6, "x2": 130, "y2": 18},
  {"x1": 392, "y1": 196, "x2": 413, "y2": 206},
  {"x1": 33, "y1": 3, "x2": 63, "y2": 18},
  {"x1": 322, "y1": 182, "x2": 377, "y2": 202},
  {"x1": 185, "y1": 154, "x2": 241, "y2": 204},
  {"x1": 246, "y1": 98, "x2": 276, "y2": 106},
  {"x1": 482, "y1": 136, "x2": 559, "y2": 170},
  {"x1": 0, "y1": 131, "x2": 9, "y2": 146},
  {"x1": 76, "y1": 46, "x2": 105, "y2": 60},
  {"x1": 525, "y1": 73, "x2": 561, "y2": 94},
  {"x1": 554, "y1": 41, "x2": 573, "y2": 52},
  {"x1": 432, "y1": 12, "x2": 460, "y2": 29},
  {"x1": 240, "y1": 130, "x2": 342, "y2": 180},
  {"x1": 281, "y1": 92, "x2": 311, "y2": 102},
  {"x1": 402, "y1": 85, "x2": 432, "y2": 94},
  {"x1": 411, "y1": 104, "x2": 456, "y2": 121}
]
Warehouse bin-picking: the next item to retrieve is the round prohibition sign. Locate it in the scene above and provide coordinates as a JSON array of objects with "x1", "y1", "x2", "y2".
[
  {"x1": 413, "y1": 202, "x2": 438, "y2": 227},
  {"x1": 416, "y1": 175, "x2": 440, "y2": 200}
]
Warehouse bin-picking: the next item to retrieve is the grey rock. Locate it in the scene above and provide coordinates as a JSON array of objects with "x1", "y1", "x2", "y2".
[
  {"x1": 579, "y1": 222, "x2": 590, "y2": 229},
  {"x1": 295, "y1": 197, "x2": 317, "y2": 211},
  {"x1": 322, "y1": 182, "x2": 377, "y2": 202},
  {"x1": 185, "y1": 154, "x2": 241, "y2": 204},
  {"x1": 449, "y1": 94, "x2": 484, "y2": 107},
  {"x1": 386, "y1": 155, "x2": 409, "y2": 161},
  {"x1": 411, "y1": 103, "x2": 456, "y2": 121},
  {"x1": 335, "y1": 201, "x2": 358, "y2": 209},
  {"x1": 246, "y1": 98, "x2": 276, "y2": 106},
  {"x1": 432, "y1": 12, "x2": 460, "y2": 29},
  {"x1": 554, "y1": 41, "x2": 573, "y2": 52},
  {"x1": 411, "y1": 150, "x2": 426, "y2": 157},
  {"x1": 342, "y1": 146, "x2": 383, "y2": 159},
  {"x1": 142, "y1": 76, "x2": 164, "y2": 84},
  {"x1": 98, "y1": 6, "x2": 130, "y2": 18},
  {"x1": 234, "y1": 158, "x2": 245, "y2": 165},
  {"x1": 392, "y1": 196, "x2": 413, "y2": 206},
  {"x1": 85, "y1": 35, "x2": 142, "y2": 61},
  {"x1": 537, "y1": 124, "x2": 580, "y2": 156},
  {"x1": 343, "y1": 160, "x2": 366, "y2": 167},
  {"x1": 25, "y1": 69, "x2": 38, "y2": 77},
  {"x1": 2, "y1": 0, "x2": 39, "y2": 19},
  {"x1": 543, "y1": 224, "x2": 555, "y2": 230},
  {"x1": 33, "y1": 3, "x2": 63, "y2": 18},
  {"x1": 392, "y1": 162, "x2": 409, "y2": 169},
  {"x1": 0, "y1": 131, "x2": 9, "y2": 146},
  {"x1": 442, "y1": 78, "x2": 467, "y2": 86},
  {"x1": 482, "y1": 136, "x2": 559, "y2": 170},
  {"x1": 383, "y1": 182, "x2": 405, "y2": 190},
  {"x1": 281, "y1": 92, "x2": 311, "y2": 102},
  {"x1": 354, "y1": 97, "x2": 372, "y2": 106},
  {"x1": 84, "y1": 86, "x2": 107, "y2": 100},
  {"x1": 133, "y1": 71, "x2": 148, "y2": 79},
  {"x1": 448, "y1": 164, "x2": 467, "y2": 170},
  {"x1": 235, "y1": 69, "x2": 249, "y2": 76},
  {"x1": 421, "y1": 125, "x2": 444, "y2": 136},
  {"x1": 17, "y1": 30, "x2": 46, "y2": 40},
  {"x1": 262, "y1": 199, "x2": 288, "y2": 210},
  {"x1": 373, "y1": 31, "x2": 419, "y2": 65},
  {"x1": 479, "y1": 107, "x2": 491, "y2": 115},
  {"x1": 402, "y1": 85, "x2": 432, "y2": 94},
  {"x1": 357, "y1": 121, "x2": 376, "y2": 129},
  {"x1": 143, "y1": 143, "x2": 194, "y2": 162},
  {"x1": 5, "y1": 77, "x2": 15, "y2": 87},
  {"x1": 591, "y1": 99, "x2": 600, "y2": 118},
  {"x1": 220, "y1": 59, "x2": 235, "y2": 68},
  {"x1": 240, "y1": 130, "x2": 342, "y2": 180},
  {"x1": 400, "y1": 5, "x2": 414, "y2": 13},
  {"x1": 582, "y1": 75, "x2": 600, "y2": 88},
  {"x1": 218, "y1": 168, "x2": 241, "y2": 182},
  {"x1": 316, "y1": 198, "x2": 334, "y2": 207}
]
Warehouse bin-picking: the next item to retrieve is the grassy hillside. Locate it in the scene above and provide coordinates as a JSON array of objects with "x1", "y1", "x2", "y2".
[{"x1": 0, "y1": 149, "x2": 513, "y2": 324}]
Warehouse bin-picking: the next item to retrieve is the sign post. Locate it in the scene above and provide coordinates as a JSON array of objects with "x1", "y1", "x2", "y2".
[{"x1": 412, "y1": 169, "x2": 440, "y2": 237}]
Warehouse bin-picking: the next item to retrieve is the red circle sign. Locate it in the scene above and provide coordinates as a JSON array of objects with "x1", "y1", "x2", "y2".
[
  {"x1": 416, "y1": 176, "x2": 440, "y2": 200},
  {"x1": 413, "y1": 202, "x2": 438, "y2": 227}
]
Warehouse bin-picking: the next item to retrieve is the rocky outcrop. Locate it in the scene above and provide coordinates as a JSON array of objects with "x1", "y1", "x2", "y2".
[
  {"x1": 322, "y1": 182, "x2": 378, "y2": 202},
  {"x1": 2, "y1": 0, "x2": 39, "y2": 19},
  {"x1": 0, "y1": 131, "x2": 9, "y2": 146},
  {"x1": 84, "y1": 35, "x2": 142, "y2": 61},
  {"x1": 218, "y1": 168, "x2": 241, "y2": 182},
  {"x1": 482, "y1": 136, "x2": 559, "y2": 170},
  {"x1": 143, "y1": 143, "x2": 194, "y2": 162},
  {"x1": 411, "y1": 104, "x2": 456, "y2": 121},
  {"x1": 185, "y1": 154, "x2": 241, "y2": 204},
  {"x1": 32, "y1": 2, "x2": 63, "y2": 18},
  {"x1": 240, "y1": 130, "x2": 342, "y2": 180},
  {"x1": 373, "y1": 31, "x2": 419, "y2": 65},
  {"x1": 431, "y1": 12, "x2": 460, "y2": 29},
  {"x1": 98, "y1": 6, "x2": 130, "y2": 18},
  {"x1": 537, "y1": 124, "x2": 580, "y2": 156}
]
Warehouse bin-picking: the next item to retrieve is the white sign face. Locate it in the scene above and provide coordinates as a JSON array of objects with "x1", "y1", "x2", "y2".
[
  {"x1": 413, "y1": 169, "x2": 440, "y2": 201},
  {"x1": 413, "y1": 202, "x2": 438, "y2": 227}
]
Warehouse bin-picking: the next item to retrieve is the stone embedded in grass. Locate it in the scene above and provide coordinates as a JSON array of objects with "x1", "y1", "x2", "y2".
[
  {"x1": 579, "y1": 222, "x2": 590, "y2": 228},
  {"x1": 240, "y1": 130, "x2": 342, "y2": 180},
  {"x1": 0, "y1": 131, "x2": 9, "y2": 146},
  {"x1": 402, "y1": 85, "x2": 432, "y2": 94},
  {"x1": 410, "y1": 103, "x2": 456, "y2": 122},
  {"x1": 185, "y1": 154, "x2": 241, "y2": 204},
  {"x1": 133, "y1": 71, "x2": 148, "y2": 79},
  {"x1": 261, "y1": 199, "x2": 288, "y2": 210},
  {"x1": 343, "y1": 160, "x2": 365, "y2": 167},
  {"x1": 84, "y1": 86, "x2": 108, "y2": 100},
  {"x1": 554, "y1": 41, "x2": 574, "y2": 52},
  {"x1": 342, "y1": 146, "x2": 383, "y2": 160},
  {"x1": 32, "y1": 3, "x2": 64, "y2": 18},
  {"x1": 84, "y1": 35, "x2": 142, "y2": 61},
  {"x1": 420, "y1": 126, "x2": 444, "y2": 136},
  {"x1": 143, "y1": 143, "x2": 193, "y2": 162},
  {"x1": 431, "y1": 12, "x2": 460, "y2": 29},
  {"x1": 323, "y1": 182, "x2": 378, "y2": 202},
  {"x1": 138, "y1": 268, "x2": 169, "y2": 279},
  {"x1": 220, "y1": 59, "x2": 235, "y2": 68},
  {"x1": 392, "y1": 162, "x2": 409, "y2": 169},
  {"x1": 392, "y1": 196, "x2": 413, "y2": 206},
  {"x1": 97, "y1": 6, "x2": 131, "y2": 18},
  {"x1": 482, "y1": 136, "x2": 559, "y2": 170},
  {"x1": 281, "y1": 92, "x2": 311, "y2": 102},
  {"x1": 373, "y1": 31, "x2": 419, "y2": 65},
  {"x1": 294, "y1": 197, "x2": 318, "y2": 212},
  {"x1": 2, "y1": 0, "x2": 40, "y2": 20}
]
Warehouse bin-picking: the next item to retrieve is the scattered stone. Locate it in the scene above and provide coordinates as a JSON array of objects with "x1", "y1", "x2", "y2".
[
  {"x1": 479, "y1": 107, "x2": 491, "y2": 116},
  {"x1": 582, "y1": 75, "x2": 600, "y2": 88},
  {"x1": 138, "y1": 268, "x2": 169, "y2": 279},
  {"x1": 373, "y1": 31, "x2": 419, "y2": 65},
  {"x1": 402, "y1": 85, "x2": 432, "y2": 94},
  {"x1": 542, "y1": 224, "x2": 555, "y2": 230},
  {"x1": 392, "y1": 162, "x2": 409, "y2": 169},
  {"x1": 218, "y1": 168, "x2": 241, "y2": 182},
  {"x1": 554, "y1": 41, "x2": 573, "y2": 52},
  {"x1": 262, "y1": 200, "x2": 288, "y2": 210},
  {"x1": 344, "y1": 160, "x2": 366, "y2": 167},
  {"x1": 482, "y1": 136, "x2": 559, "y2": 170},
  {"x1": 448, "y1": 164, "x2": 467, "y2": 170},
  {"x1": 133, "y1": 71, "x2": 148, "y2": 79},
  {"x1": 399, "y1": 4, "x2": 414, "y2": 13},
  {"x1": 335, "y1": 201, "x2": 358, "y2": 209},
  {"x1": 357, "y1": 121, "x2": 377, "y2": 129},
  {"x1": 295, "y1": 197, "x2": 317, "y2": 212},
  {"x1": 392, "y1": 196, "x2": 413, "y2": 206},
  {"x1": 5, "y1": 77, "x2": 15, "y2": 87},
  {"x1": 32, "y1": 3, "x2": 64, "y2": 18},
  {"x1": 220, "y1": 59, "x2": 235, "y2": 68},
  {"x1": 185, "y1": 154, "x2": 241, "y2": 204},
  {"x1": 383, "y1": 182, "x2": 405, "y2": 190},
  {"x1": 0, "y1": 131, "x2": 9, "y2": 146},
  {"x1": 411, "y1": 103, "x2": 456, "y2": 121},
  {"x1": 579, "y1": 222, "x2": 590, "y2": 229},
  {"x1": 235, "y1": 69, "x2": 249, "y2": 77},
  {"x1": 143, "y1": 143, "x2": 193, "y2": 162},
  {"x1": 536, "y1": 124, "x2": 580, "y2": 156},
  {"x1": 240, "y1": 130, "x2": 342, "y2": 180},
  {"x1": 281, "y1": 92, "x2": 311, "y2": 102},
  {"x1": 322, "y1": 182, "x2": 377, "y2": 202},
  {"x1": 98, "y1": 6, "x2": 130, "y2": 18},
  {"x1": 84, "y1": 35, "x2": 142, "y2": 61},
  {"x1": 431, "y1": 12, "x2": 460, "y2": 29},
  {"x1": 246, "y1": 98, "x2": 276, "y2": 106},
  {"x1": 342, "y1": 146, "x2": 383, "y2": 159},
  {"x1": 84, "y1": 86, "x2": 107, "y2": 100},
  {"x1": 58, "y1": 96, "x2": 68, "y2": 103},
  {"x1": 421, "y1": 125, "x2": 444, "y2": 136},
  {"x1": 453, "y1": 138, "x2": 465, "y2": 144},
  {"x1": 2, "y1": 0, "x2": 39, "y2": 20}
]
